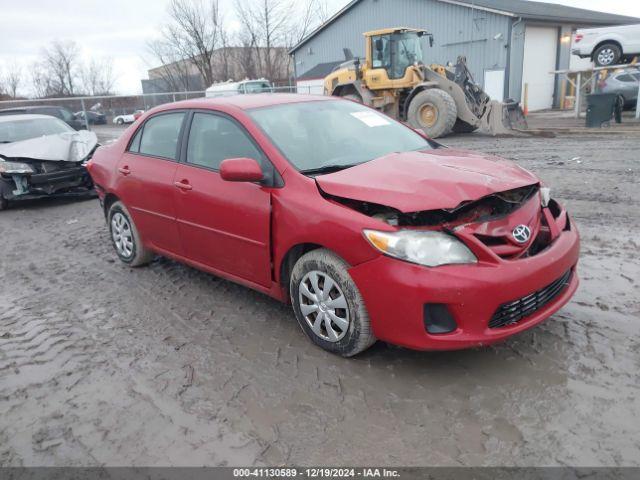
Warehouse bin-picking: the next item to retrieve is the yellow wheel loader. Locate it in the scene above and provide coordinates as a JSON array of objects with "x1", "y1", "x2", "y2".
[{"x1": 323, "y1": 27, "x2": 526, "y2": 138}]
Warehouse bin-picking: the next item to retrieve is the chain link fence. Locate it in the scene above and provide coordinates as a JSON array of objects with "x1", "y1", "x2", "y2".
[{"x1": 0, "y1": 85, "x2": 315, "y2": 131}]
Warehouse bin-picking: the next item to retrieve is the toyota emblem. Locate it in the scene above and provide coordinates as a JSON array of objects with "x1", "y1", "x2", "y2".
[{"x1": 512, "y1": 224, "x2": 531, "y2": 243}]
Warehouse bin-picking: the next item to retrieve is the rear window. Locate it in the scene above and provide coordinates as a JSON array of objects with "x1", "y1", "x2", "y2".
[{"x1": 137, "y1": 112, "x2": 185, "y2": 160}]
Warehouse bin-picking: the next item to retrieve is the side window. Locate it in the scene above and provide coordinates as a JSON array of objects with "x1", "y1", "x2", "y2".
[
  {"x1": 186, "y1": 113, "x2": 264, "y2": 171},
  {"x1": 128, "y1": 127, "x2": 143, "y2": 152},
  {"x1": 138, "y1": 112, "x2": 185, "y2": 160}
]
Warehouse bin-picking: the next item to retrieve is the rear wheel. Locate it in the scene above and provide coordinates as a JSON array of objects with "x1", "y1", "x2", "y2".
[
  {"x1": 593, "y1": 43, "x2": 621, "y2": 67},
  {"x1": 107, "y1": 201, "x2": 154, "y2": 267},
  {"x1": 407, "y1": 89, "x2": 457, "y2": 138},
  {"x1": 0, "y1": 196, "x2": 7, "y2": 211},
  {"x1": 290, "y1": 249, "x2": 376, "y2": 357}
]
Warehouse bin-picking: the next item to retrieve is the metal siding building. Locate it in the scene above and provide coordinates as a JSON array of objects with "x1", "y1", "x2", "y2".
[{"x1": 291, "y1": 0, "x2": 638, "y2": 110}]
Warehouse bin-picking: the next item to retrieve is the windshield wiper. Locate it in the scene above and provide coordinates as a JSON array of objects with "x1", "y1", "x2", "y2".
[{"x1": 301, "y1": 163, "x2": 356, "y2": 175}]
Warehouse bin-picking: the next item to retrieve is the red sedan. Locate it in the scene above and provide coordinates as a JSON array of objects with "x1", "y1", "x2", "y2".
[{"x1": 87, "y1": 94, "x2": 579, "y2": 357}]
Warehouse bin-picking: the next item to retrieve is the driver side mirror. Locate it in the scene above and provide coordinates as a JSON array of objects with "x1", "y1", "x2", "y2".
[{"x1": 220, "y1": 157, "x2": 264, "y2": 183}]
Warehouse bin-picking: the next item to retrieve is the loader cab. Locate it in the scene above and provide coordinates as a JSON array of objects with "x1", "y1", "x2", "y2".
[{"x1": 364, "y1": 28, "x2": 432, "y2": 88}]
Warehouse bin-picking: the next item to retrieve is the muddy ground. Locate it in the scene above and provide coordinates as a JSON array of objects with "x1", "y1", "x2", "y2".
[{"x1": 1, "y1": 125, "x2": 639, "y2": 467}]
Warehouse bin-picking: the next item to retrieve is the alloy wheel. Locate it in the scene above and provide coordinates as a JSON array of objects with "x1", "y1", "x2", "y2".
[
  {"x1": 597, "y1": 48, "x2": 615, "y2": 66},
  {"x1": 111, "y1": 212, "x2": 134, "y2": 258},
  {"x1": 298, "y1": 270, "x2": 350, "y2": 342}
]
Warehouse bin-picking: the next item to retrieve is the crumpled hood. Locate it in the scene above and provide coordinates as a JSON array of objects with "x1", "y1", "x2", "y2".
[
  {"x1": 0, "y1": 130, "x2": 98, "y2": 163},
  {"x1": 315, "y1": 148, "x2": 539, "y2": 213}
]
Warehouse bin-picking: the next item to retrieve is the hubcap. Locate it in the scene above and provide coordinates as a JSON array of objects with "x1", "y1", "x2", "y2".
[
  {"x1": 298, "y1": 270, "x2": 349, "y2": 342},
  {"x1": 111, "y1": 212, "x2": 134, "y2": 258},
  {"x1": 419, "y1": 103, "x2": 438, "y2": 127},
  {"x1": 598, "y1": 48, "x2": 615, "y2": 65}
]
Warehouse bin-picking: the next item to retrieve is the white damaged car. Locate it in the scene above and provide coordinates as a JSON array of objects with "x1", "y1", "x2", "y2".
[{"x1": 0, "y1": 114, "x2": 98, "y2": 210}]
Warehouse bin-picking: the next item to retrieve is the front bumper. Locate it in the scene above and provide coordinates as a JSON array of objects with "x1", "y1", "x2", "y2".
[
  {"x1": 0, "y1": 166, "x2": 93, "y2": 201},
  {"x1": 348, "y1": 222, "x2": 580, "y2": 351}
]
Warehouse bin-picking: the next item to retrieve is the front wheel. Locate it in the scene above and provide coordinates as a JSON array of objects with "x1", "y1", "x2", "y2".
[
  {"x1": 407, "y1": 89, "x2": 457, "y2": 138},
  {"x1": 116, "y1": 118, "x2": 124, "y2": 125},
  {"x1": 290, "y1": 249, "x2": 376, "y2": 357}
]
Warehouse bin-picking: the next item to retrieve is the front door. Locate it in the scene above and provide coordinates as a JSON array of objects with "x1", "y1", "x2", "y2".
[
  {"x1": 116, "y1": 111, "x2": 186, "y2": 255},
  {"x1": 173, "y1": 111, "x2": 272, "y2": 288}
]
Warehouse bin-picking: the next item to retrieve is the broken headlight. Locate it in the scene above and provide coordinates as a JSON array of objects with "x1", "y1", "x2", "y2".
[
  {"x1": 363, "y1": 229, "x2": 477, "y2": 267},
  {"x1": 0, "y1": 161, "x2": 34, "y2": 174}
]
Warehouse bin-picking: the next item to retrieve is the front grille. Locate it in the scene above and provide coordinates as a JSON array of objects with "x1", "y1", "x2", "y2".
[{"x1": 489, "y1": 269, "x2": 572, "y2": 329}]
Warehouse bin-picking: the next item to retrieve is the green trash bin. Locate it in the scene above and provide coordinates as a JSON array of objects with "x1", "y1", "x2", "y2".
[{"x1": 586, "y1": 93, "x2": 621, "y2": 128}]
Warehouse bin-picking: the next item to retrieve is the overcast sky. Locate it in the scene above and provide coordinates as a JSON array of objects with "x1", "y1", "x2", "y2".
[{"x1": 0, "y1": 0, "x2": 638, "y2": 96}]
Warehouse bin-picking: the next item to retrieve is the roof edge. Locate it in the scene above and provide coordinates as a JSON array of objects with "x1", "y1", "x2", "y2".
[{"x1": 289, "y1": 0, "x2": 640, "y2": 55}]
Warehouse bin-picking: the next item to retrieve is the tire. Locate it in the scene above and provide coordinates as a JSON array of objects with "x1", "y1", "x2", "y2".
[
  {"x1": 290, "y1": 249, "x2": 376, "y2": 357},
  {"x1": 116, "y1": 118, "x2": 124, "y2": 125},
  {"x1": 0, "y1": 196, "x2": 7, "y2": 211},
  {"x1": 452, "y1": 118, "x2": 478, "y2": 134},
  {"x1": 407, "y1": 89, "x2": 457, "y2": 138},
  {"x1": 593, "y1": 43, "x2": 621, "y2": 67},
  {"x1": 107, "y1": 201, "x2": 154, "y2": 267}
]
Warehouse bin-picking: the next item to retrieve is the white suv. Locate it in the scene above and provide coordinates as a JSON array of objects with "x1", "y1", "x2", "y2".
[{"x1": 572, "y1": 24, "x2": 640, "y2": 67}]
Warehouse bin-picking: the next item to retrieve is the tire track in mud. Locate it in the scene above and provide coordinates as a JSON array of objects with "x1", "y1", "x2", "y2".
[{"x1": 0, "y1": 204, "x2": 262, "y2": 466}]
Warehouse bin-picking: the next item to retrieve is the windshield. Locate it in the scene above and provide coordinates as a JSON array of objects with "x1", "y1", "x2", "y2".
[
  {"x1": 249, "y1": 100, "x2": 431, "y2": 173},
  {"x1": 0, "y1": 117, "x2": 73, "y2": 143}
]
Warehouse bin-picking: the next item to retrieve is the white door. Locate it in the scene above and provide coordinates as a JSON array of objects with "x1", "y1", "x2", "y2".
[
  {"x1": 484, "y1": 69, "x2": 505, "y2": 101},
  {"x1": 522, "y1": 26, "x2": 558, "y2": 111}
]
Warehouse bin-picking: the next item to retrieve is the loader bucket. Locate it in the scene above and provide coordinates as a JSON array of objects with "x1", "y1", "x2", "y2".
[
  {"x1": 503, "y1": 98, "x2": 528, "y2": 130},
  {"x1": 479, "y1": 100, "x2": 528, "y2": 135}
]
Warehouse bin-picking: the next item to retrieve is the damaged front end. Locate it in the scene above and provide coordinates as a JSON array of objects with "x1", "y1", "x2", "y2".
[
  {"x1": 325, "y1": 183, "x2": 571, "y2": 262},
  {"x1": 0, "y1": 131, "x2": 98, "y2": 205}
]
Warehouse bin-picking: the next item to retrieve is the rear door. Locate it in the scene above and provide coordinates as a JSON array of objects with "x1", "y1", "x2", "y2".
[
  {"x1": 116, "y1": 111, "x2": 187, "y2": 256},
  {"x1": 173, "y1": 110, "x2": 272, "y2": 288}
]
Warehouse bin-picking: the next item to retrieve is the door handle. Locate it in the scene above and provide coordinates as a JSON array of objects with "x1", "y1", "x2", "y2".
[
  {"x1": 118, "y1": 166, "x2": 131, "y2": 175},
  {"x1": 174, "y1": 180, "x2": 193, "y2": 191}
]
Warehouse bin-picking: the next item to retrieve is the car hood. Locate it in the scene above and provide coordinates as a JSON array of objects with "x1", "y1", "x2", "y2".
[
  {"x1": 0, "y1": 130, "x2": 98, "y2": 163},
  {"x1": 315, "y1": 148, "x2": 539, "y2": 213}
]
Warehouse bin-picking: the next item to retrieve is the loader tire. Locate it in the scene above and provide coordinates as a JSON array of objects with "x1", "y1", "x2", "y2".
[
  {"x1": 407, "y1": 89, "x2": 457, "y2": 138},
  {"x1": 452, "y1": 119, "x2": 478, "y2": 134}
]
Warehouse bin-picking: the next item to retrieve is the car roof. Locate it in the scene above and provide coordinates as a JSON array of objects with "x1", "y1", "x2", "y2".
[
  {"x1": 164, "y1": 93, "x2": 334, "y2": 111},
  {"x1": 0, "y1": 114, "x2": 60, "y2": 123}
]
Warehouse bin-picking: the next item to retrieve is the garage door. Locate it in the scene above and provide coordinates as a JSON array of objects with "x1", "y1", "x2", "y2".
[{"x1": 522, "y1": 26, "x2": 558, "y2": 111}]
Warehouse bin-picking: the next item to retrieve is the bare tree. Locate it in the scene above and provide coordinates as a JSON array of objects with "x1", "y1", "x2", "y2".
[
  {"x1": 234, "y1": 0, "x2": 328, "y2": 82},
  {"x1": 34, "y1": 40, "x2": 80, "y2": 97},
  {"x1": 1, "y1": 60, "x2": 22, "y2": 98},
  {"x1": 81, "y1": 58, "x2": 117, "y2": 95},
  {"x1": 149, "y1": 0, "x2": 226, "y2": 88},
  {"x1": 147, "y1": 39, "x2": 198, "y2": 91},
  {"x1": 31, "y1": 62, "x2": 54, "y2": 98}
]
